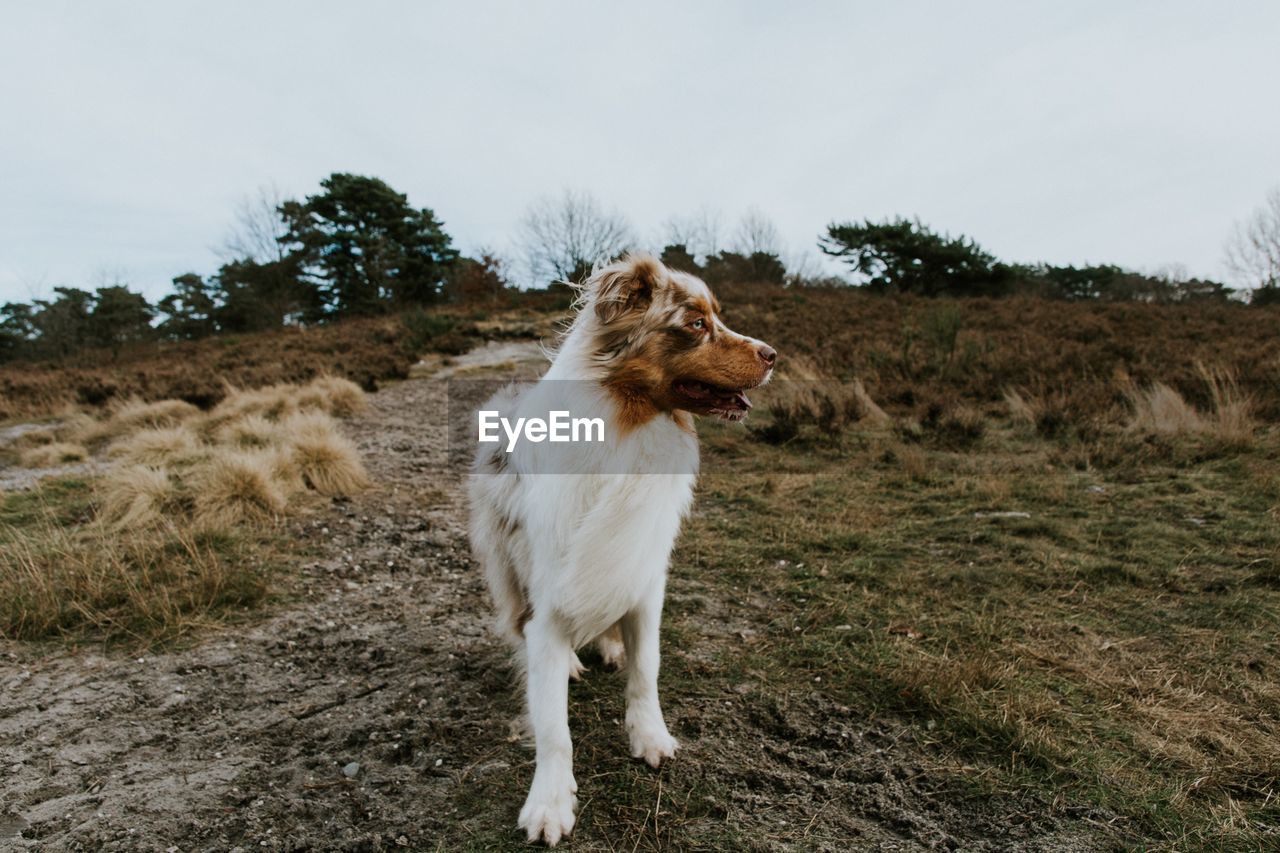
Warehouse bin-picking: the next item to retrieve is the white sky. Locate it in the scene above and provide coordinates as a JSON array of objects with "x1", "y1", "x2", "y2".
[{"x1": 2, "y1": 1, "x2": 1278, "y2": 301}]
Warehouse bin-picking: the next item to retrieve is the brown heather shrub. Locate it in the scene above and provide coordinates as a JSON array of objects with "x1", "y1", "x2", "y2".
[
  {"x1": 0, "y1": 315, "x2": 419, "y2": 422},
  {"x1": 191, "y1": 450, "x2": 288, "y2": 528},
  {"x1": 716, "y1": 283, "x2": 1280, "y2": 422},
  {"x1": 19, "y1": 442, "x2": 88, "y2": 468}
]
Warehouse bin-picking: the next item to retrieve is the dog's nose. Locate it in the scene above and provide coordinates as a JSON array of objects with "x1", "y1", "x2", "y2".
[{"x1": 756, "y1": 344, "x2": 777, "y2": 366}]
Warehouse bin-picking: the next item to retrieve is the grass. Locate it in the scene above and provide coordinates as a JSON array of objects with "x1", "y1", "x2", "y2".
[
  {"x1": 671, "y1": 409, "x2": 1280, "y2": 848},
  {"x1": 3, "y1": 288, "x2": 1278, "y2": 846},
  {"x1": 0, "y1": 478, "x2": 276, "y2": 644},
  {"x1": 0, "y1": 376, "x2": 373, "y2": 645}
]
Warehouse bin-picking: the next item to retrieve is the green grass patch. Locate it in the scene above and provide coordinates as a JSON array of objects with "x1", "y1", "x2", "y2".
[{"x1": 680, "y1": 421, "x2": 1280, "y2": 847}]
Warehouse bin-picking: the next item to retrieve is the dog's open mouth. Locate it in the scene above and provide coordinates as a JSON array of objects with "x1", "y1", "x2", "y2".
[{"x1": 673, "y1": 379, "x2": 753, "y2": 422}]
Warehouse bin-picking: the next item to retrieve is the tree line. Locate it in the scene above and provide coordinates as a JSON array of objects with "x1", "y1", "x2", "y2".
[{"x1": 2, "y1": 175, "x2": 1275, "y2": 363}]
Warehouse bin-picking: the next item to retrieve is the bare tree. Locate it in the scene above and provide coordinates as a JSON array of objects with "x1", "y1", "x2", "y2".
[
  {"x1": 661, "y1": 206, "x2": 724, "y2": 261},
  {"x1": 1224, "y1": 187, "x2": 1280, "y2": 292},
  {"x1": 519, "y1": 189, "x2": 634, "y2": 285},
  {"x1": 220, "y1": 184, "x2": 290, "y2": 263},
  {"x1": 732, "y1": 207, "x2": 783, "y2": 256}
]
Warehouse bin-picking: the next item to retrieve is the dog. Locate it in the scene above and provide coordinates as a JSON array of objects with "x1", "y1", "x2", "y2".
[{"x1": 468, "y1": 253, "x2": 776, "y2": 845}]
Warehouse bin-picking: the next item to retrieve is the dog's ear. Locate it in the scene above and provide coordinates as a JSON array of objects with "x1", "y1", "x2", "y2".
[{"x1": 593, "y1": 254, "x2": 664, "y2": 324}]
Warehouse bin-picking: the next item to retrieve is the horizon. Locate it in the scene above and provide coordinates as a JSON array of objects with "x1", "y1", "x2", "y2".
[{"x1": 3, "y1": 2, "x2": 1279, "y2": 302}]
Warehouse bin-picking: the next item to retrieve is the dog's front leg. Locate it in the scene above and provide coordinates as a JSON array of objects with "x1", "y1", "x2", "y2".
[
  {"x1": 620, "y1": 589, "x2": 679, "y2": 767},
  {"x1": 519, "y1": 612, "x2": 578, "y2": 846}
]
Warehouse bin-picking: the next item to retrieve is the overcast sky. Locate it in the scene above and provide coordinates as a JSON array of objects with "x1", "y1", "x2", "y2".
[{"x1": 2, "y1": 1, "x2": 1278, "y2": 302}]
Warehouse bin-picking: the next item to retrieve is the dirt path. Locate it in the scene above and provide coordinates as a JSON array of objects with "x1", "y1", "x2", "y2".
[{"x1": 1, "y1": 350, "x2": 1113, "y2": 851}]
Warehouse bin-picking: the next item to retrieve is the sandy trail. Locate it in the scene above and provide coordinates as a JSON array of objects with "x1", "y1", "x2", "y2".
[{"x1": 0, "y1": 352, "x2": 1111, "y2": 851}]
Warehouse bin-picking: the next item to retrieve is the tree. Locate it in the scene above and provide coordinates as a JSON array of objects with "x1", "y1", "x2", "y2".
[
  {"x1": 31, "y1": 287, "x2": 94, "y2": 358},
  {"x1": 820, "y1": 217, "x2": 1013, "y2": 297},
  {"x1": 519, "y1": 189, "x2": 633, "y2": 286},
  {"x1": 733, "y1": 207, "x2": 783, "y2": 257},
  {"x1": 214, "y1": 254, "x2": 315, "y2": 330},
  {"x1": 1224, "y1": 187, "x2": 1280, "y2": 304},
  {"x1": 446, "y1": 253, "x2": 511, "y2": 304},
  {"x1": 88, "y1": 285, "x2": 154, "y2": 355},
  {"x1": 281, "y1": 173, "x2": 458, "y2": 315},
  {"x1": 659, "y1": 243, "x2": 702, "y2": 274},
  {"x1": 702, "y1": 250, "x2": 787, "y2": 286},
  {"x1": 0, "y1": 302, "x2": 35, "y2": 360},
  {"x1": 157, "y1": 273, "x2": 218, "y2": 339},
  {"x1": 220, "y1": 184, "x2": 292, "y2": 265},
  {"x1": 661, "y1": 207, "x2": 724, "y2": 263}
]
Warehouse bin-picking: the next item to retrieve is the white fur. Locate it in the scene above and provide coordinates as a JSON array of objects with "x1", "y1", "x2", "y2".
[
  {"x1": 469, "y1": 255, "x2": 774, "y2": 846},
  {"x1": 469, "y1": 315, "x2": 697, "y2": 846}
]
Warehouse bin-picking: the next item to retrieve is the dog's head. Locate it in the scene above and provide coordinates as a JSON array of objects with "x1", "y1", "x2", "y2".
[{"x1": 582, "y1": 253, "x2": 776, "y2": 426}]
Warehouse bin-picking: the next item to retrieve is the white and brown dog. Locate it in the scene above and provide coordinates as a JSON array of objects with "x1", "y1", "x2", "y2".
[{"x1": 468, "y1": 253, "x2": 775, "y2": 845}]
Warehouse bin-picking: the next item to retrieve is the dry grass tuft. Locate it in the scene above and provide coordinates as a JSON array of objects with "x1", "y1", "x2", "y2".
[
  {"x1": 890, "y1": 442, "x2": 929, "y2": 481},
  {"x1": 1125, "y1": 381, "x2": 1205, "y2": 434},
  {"x1": 109, "y1": 426, "x2": 200, "y2": 465},
  {"x1": 99, "y1": 466, "x2": 182, "y2": 529},
  {"x1": 2, "y1": 378, "x2": 369, "y2": 644},
  {"x1": 1196, "y1": 362, "x2": 1255, "y2": 446},
  {"x1": 83, "y1": 385, "x2": 371, "y2": 533},
  {"x1": 755, "y1": 361, "x2": 890, "y2": 443},
  {"x1": 1003, "y1": 388, "x2": 1038, "y2": 426},
  {"x1": 13, "y1": 428, "x2": 57, "y2": 448},
  {"x1": 215, "y1": 414, "x2": 282, "y2": 449},
  {"x1": 297, "y1": 375, "x2": 368, "y2": 417},
  {"x1": 282, "y1": 413, "x2": 370, "y2": 496},
  {"x1": 111, "y1": 398, "x2": 200, "y2": 431},
  {"x1": 74, "y1": 398, "x2": 200, "y2": 446},
  {"x1": 207, "y1": 375, "x2": 367, "y2": 430},
  {"x1": 0, "y1": 509, "x2": 266, "y2": 644},
  {"x1": 19, "y1": 442, "x2": 88, "y2": 468},
  {"x1": 1123, "y1": 363, "x2": 1255, "y2": 445},
  {"x1": 191, "y1": 450, "x2": 288, "y2": 528},
  {"x1": 852, "y1": 379, "x2": 891, "y2": 427},
  {"x1": 210, "y1": 384, "x2": 299, "y2": 425}
]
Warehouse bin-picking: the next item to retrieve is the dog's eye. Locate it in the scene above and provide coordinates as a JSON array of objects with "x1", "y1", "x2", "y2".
[{"x1": 690, "y1": 318, "x2": 706, "y2": 331}]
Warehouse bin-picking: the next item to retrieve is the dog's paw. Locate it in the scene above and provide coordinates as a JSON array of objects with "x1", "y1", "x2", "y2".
[
  {"x1": 568, "y1": 652, "x2": 587, "y2": 682},
  {"x1": 518, "y1": 774, "x2": 578, "y2": 846},
  {"x1": 597, "y1": 636, "x2": 626, "y2": 670},
  {"x1": 628, "y1": 723, "x2": 679, "y2": 768}
]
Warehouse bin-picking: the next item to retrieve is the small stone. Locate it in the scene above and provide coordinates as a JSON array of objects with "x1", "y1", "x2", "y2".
[{"x1": 342, "y1": 761, "x2": 361, "y2": 778}]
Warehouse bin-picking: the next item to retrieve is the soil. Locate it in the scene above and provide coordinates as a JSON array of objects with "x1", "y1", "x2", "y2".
[{"x1": 0, "y1": 344, "x2": 1117, "y2": 852}]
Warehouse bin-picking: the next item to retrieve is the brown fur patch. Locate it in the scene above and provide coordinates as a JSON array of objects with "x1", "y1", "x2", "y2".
[{"x1": 590, "y1": 254, "x2": 773, "y2": 425}]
